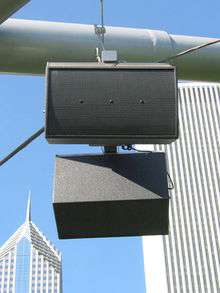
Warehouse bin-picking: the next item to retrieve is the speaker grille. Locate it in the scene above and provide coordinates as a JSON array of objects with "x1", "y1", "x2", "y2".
[{"x1": 46, "y1": 63, "x2": 178, "y2": 144}]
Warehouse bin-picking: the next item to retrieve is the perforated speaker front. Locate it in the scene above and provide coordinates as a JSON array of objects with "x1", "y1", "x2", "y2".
[{"x1": 46, "y1": 63, "x2": 178, "y2": 144}]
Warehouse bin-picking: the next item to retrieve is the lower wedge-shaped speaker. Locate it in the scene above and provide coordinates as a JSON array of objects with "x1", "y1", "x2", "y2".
[{"x1": 53, "y1": 152, "x2": 170, "y2": 238}]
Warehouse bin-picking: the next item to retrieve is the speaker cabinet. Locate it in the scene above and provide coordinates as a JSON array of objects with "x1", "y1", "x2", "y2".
[
  {"x1": 45, "y1": 62, "x2": 178, "y2": 145},
  {"x1": 53, "y1": 152, "x2": 170, "y2": 239}
]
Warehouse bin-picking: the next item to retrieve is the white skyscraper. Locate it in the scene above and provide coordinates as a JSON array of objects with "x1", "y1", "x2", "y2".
[
  {"x1": 142, "y1": 82, "x2": 220, "y2": 293},
  {"x1": 0, "y1": 197, "x2": 62, "y2": 293}
]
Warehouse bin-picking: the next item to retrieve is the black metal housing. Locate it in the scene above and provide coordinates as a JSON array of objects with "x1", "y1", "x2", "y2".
[
  {"x1": 45, "y1": 62, "x2": 178, "y2": 145},
  {"x1": 53, "y1": 152, "x2": 170, "y2": 239}
]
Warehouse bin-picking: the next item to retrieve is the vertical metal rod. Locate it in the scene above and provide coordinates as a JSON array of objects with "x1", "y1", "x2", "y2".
[{"x1": 100, "y1": 0, "x2": 105, "y2": 46}]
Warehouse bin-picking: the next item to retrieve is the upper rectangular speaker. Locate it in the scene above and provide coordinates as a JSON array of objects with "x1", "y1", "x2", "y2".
[{"x1": 45, "y1": 62, "x2": 178, "y2": 145}]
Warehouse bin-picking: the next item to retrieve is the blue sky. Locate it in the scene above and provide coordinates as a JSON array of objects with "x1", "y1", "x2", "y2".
[{"x1": 0, "y1": 0, "x2": 220, "y2": 292}]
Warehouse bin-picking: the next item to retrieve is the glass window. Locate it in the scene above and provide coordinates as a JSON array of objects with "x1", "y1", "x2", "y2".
[{"x1": 14, "y1": 237, "x2": 31, "y2": 293}]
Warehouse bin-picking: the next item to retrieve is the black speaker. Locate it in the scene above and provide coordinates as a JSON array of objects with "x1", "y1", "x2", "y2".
[
  {"x1": 53, "y1": 152, "x2": 169, "y2": 239},
  {"x1": 45, "y1": 62, "x2": 178, "y2": 145}
]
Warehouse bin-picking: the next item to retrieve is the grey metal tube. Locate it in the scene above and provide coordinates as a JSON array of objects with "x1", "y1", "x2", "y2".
[{"x1": 0, "y1": 18, "x2": 220, "y2": 81}]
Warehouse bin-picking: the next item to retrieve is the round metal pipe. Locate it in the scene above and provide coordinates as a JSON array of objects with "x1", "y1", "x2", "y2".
[{"x1": 0, "y1": 19, "x2": 220, "y2": 81}]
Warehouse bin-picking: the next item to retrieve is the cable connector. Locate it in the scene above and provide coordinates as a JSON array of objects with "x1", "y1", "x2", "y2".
[{"x1": 121, "y1": 145, "x2": 152, "y2": 153}]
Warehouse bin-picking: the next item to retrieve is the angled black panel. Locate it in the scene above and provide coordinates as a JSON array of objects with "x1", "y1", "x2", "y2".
[{"x1": 53, "y1": 152, "x2": 170, "y2": 238}]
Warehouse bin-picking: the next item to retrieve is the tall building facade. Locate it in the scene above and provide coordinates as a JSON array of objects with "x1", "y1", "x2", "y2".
[
  {"x1": 0, "y1": 197, "x2": 62, "y2": 293},
  {"x1": 143, "y1": 82, "x2": 220, "y2": 293}
]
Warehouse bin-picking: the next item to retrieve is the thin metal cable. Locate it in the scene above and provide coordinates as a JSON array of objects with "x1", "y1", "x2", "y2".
[
  {"x1": 0, "y1": 127, "x2": 44, "y2": 167},
  {"x1": 158, "y1": 39, "x2": 220, "y2": 63},
  {"x1": 167, "y1": 171, "x2": 175, "y2": 190}
]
